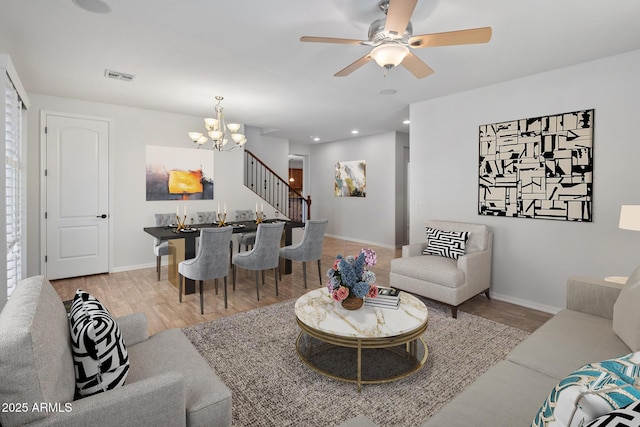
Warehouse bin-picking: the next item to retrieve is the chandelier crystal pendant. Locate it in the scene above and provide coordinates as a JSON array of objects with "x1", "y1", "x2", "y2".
[{"x1": 188, "y1": 96, "x2": 247, "y2": 151}]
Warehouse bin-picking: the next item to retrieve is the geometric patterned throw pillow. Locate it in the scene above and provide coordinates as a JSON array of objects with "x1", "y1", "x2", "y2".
[
  {"x1": 423, "y1": 227, "x2": 470, "y2": 260},
  {"x1": 531, "y1": 352, "x2": 640, "y2": 427},
  {"x1": 68, "y1": 289, "x2": 129, "y2": 397},
  {"x1": 585, "y1": 399, "x2": 640, "y2": 427}
]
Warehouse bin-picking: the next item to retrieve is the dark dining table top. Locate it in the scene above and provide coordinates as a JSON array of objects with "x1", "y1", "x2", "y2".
[{"x1": 143, "y1": 219, "x2": 304, "y2": 241}]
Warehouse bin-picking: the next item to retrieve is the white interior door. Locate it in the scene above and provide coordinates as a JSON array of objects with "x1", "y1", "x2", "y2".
[{"x1": 44, "y1": 114, "x2": 109, "y2": 280}]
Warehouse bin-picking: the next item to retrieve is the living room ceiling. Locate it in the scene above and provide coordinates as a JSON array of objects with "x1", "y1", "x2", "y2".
[{"x1": 1, "y1": 0, "x2": 639, "y2": 145}]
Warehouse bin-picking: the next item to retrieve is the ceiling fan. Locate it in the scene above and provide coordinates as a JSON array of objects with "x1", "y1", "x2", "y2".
[{"x1": 300, "y1": 0, "x2": 491, "y2": 79}]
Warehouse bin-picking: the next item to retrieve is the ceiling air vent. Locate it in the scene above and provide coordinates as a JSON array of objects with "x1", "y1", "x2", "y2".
[{"x1": 104, "y1": 69, "x2": 136, "y2": 82}]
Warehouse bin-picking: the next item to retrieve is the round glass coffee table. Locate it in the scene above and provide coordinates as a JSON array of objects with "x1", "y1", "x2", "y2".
[{"x1": 294, "y1": 288, "x2": 429, "y2": 391}]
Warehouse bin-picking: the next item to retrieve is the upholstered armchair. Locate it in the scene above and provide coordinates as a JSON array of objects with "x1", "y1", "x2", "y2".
[{"x1": 390, "y1": 220, "x2": 493, "y2": 318}]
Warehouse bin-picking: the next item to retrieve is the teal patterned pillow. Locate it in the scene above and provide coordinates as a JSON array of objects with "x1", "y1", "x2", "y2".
[{"x1": 532, "y1": 352, "x2": 640, "y2": 427}]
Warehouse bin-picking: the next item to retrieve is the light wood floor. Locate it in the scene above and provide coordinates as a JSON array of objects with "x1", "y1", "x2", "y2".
[{"x1": 51, "y1": 236, "x2": 552, "y2": 335}]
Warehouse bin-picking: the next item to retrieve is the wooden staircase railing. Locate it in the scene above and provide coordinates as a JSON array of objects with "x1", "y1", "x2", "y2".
[{"x1": 243, "y1": 149, "x2": 311, "y2": 222}]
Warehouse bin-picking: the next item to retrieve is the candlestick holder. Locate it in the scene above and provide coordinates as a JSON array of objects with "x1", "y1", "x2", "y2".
[
  {"x1": 217, "y1": 212, "x2": 227, "y2": 227},
  {"x1": 255, "y1": 211, "x2": 264, "y2": 224},
  {"x1": 176, "y1": 214, "x2": 187, "y2": 231}
]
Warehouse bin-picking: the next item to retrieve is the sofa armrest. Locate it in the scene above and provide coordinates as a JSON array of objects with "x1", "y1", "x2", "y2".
[
  {"x1": 402, "y1": 243, "x2": 427, "y2": 258},
  {"x1": 38, "y1": 372, "x2": 186, "y2": 427},
  {"x1": 566, "y1": 276, "x2": 624, "y2": 319},
  {"x1": 116, "y1": 312, "x2": 149, "y2": 346},
  {"x1": 457, "y1": 249, "x2": 492, "y2": 291}
]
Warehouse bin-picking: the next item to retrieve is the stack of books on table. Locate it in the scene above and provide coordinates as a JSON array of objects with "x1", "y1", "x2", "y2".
[{"x1": 365, "y1": 287, "x2": 401, "y2": 309}]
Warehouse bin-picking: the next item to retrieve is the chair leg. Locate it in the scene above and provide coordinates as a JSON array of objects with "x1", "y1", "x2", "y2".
[
  {"x1": 451, "y1": 306, "x2": 458, "y2": 319},
  {"x1": 262, "y1": 270, "x2": 265, "y2": 286},
  {"x1": 178, "y1": 274, "x2": 183, "y2": 303},
  {"x1": 215, "y1": 278, "x2": 219, "y2": 295},
  {"x1": 274, "y1": 267, "x2": 279, "y2": 296},
  {"x1": 302, "y1": 261, "x2": 307, "y2": 289},
  {"x1": 156, "y1": 255, "x2": 161, "y2": 281},
  {"x1": 278, "y1": 257, "x2": 282, "y2": 281},
  {"x1": 199, "y1": 280, "x2": 204, "y2": 315},
  {"x1": 255, "y1": 271, "x2": 260, "y2": 301},
  {"x1": 232, "y1": 265, "x2": 236, "y2": 291},
  {"x1": 223, "y1": 276, "x2": 228, "y2": 309},
  {"x1": 484, "y1": 290, "x2": 491, "y2": 300},
  {"x1": 317, "y1": 260, "x2": 322, "y2": 286}
]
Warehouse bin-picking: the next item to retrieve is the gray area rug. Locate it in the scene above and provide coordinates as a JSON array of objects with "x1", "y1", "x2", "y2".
[{"x1": 182, "y1": 298, "x2": 530, "y2": 427}]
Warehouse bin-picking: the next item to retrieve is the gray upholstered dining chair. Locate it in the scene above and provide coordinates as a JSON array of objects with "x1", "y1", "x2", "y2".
[
  {"x1": 178, "y1": 226, "x2": 233, "y2": 313},
  {"x1": 279, "y1": 219, "x2": 328, "y2": 289},
  {"x1": 153, "y1": 213, "x2": 175, "y2": 280},
  {"x1": 234, "y1": 209, "x2": 256, "y2": 252},
  {"x1": 197, "y1": 211, "x2": 217, "y2": 224},
  {"x1": 232, "y1": 222, "x2": 285, "y2": 301}
]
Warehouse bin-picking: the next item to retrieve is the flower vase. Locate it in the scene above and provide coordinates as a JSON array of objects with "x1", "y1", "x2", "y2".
[{"x1": 341, "y1": 294, "x2": 364, "y2": 310}]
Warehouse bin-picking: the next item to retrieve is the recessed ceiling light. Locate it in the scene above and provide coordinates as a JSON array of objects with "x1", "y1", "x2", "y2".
[
  {"x1": 351, "y1": 130, "x2": 359, "y2": 135},
  {"x1": 313, "y1": 137, "x2": 320, "y2": 142},
  {"x1": 380, "y1": 89, "x2": 397, "y2": 95},
  {"x1": 402, "y1": 119, "x2": 410, "y2": 125},
  {"x1": 73, "y1": 0, "x2": 112, "y2": 13}
]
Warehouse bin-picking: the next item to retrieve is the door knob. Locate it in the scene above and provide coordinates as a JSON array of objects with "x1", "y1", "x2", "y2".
[{"x1": 97, "y1": 214, "x2": 108, "y2": 218}]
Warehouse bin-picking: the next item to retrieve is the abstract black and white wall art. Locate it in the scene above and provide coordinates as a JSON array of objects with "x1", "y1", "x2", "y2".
[{"x1": 478, "y1": 109, "x2": 593, "y2": 221}]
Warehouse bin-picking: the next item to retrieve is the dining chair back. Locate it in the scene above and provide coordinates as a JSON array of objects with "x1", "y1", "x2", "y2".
[
  {"x1": 178, "y1": 226, "x2": 233, "y2": 313},
  {"x1": 197, "y1": 211, "x2": 217, "y2": 224},
  {"x1": 232, "y1": 222, "x2": 285, "y2": 301},
  {"x1": 279, "y1": 219, "x2": 328, "y2": 288},
  {"x1": 234, "y1": 209, "x2": 256, "y2": 252},
  {"x1": 153, "y1": 213, "x2": 174, "y2": 280}
]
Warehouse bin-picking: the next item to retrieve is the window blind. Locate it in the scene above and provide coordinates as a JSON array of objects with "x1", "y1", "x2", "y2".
[{"x1": 5, "y1": 75, "x2": 23, "y2": 298}]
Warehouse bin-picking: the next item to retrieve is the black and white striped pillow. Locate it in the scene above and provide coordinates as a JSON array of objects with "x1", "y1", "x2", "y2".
[
  {"x1": 68, "y1": 290, "x2": 129, "y2": 397},
  {"x1": 423, "y1": 227, "x2": 470, "y2": 260},
  {"x1": 585, "y1": 399, "x2": 640, "y2": 427}
]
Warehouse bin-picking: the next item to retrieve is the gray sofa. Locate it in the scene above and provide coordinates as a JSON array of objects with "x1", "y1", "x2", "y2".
[
  {"x1": 342, "y1": 274, "x2": 638, "y2": 426},
  {"x1": 0, "y1": 275, "x2": 232, "y2": 427}
]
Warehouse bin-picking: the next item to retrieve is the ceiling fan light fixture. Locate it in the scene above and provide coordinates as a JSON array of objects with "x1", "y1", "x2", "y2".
[{"x1": 370, "y1": 43, "x2": 409, "y2": 68}]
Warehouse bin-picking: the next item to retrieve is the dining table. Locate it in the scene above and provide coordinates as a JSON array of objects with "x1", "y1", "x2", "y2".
[{"x1": 143, "y1": 219, "x2": 305, "y2": 295}]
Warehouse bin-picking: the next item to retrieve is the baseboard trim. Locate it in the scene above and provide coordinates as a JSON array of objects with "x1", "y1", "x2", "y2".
[
  {"x1": 325, "y1": 233, "x2": 397, "y2": 250},
  {"x1": 111, "y1": 262, "x2": 158, "y2": 273},
  {"x1": 489, "y1": 291, "x2": 562, "y2": 315}
]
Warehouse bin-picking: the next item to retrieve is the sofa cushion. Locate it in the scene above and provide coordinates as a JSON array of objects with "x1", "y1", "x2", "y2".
[
  {"x1": 613, "y1": 266, "x2": 640, "y2": 351},
  {"x1": 390, "y1": 255, "x2": 464, "y2": 288},
  {"x1": 69, "y1": 290, "x2": 129, "y2": 397},
  {"x1": 585, "y1": 399, "x2": 640, "y2": 427},
  {"x1": 423, "y1": 227, "x2": 469, "y2": 260},
  {"x1": 508, "y1": 310, "x2": 632, "y2": 380},
  {"x1": 531, "y1": 352, "x2": 640, "y2": 427},
  {"x1": 0, "y1": 276, "x2": 76, "y2": 426},
  {"x1": 421, "y1": 360, "x2": 559, "y2": 427},
  {"x1": 126, "y1": 328, "x2": 232, "y2": 427}
]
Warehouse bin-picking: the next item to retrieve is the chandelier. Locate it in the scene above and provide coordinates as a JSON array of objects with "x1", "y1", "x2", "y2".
[{"x1": 188, "y1": 96, "x2": 247, "y2": 151}]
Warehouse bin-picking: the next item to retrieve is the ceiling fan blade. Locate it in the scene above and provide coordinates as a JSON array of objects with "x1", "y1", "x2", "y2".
[
  {"x1": 334, "y1": 54, "x2": 373, "y2": 77},
  {"x1": 300, "y1": 36, "x2": 365, "y2": 45},
  {"x1": 384, "y1": 0, "x2": 418, "y2": 37},
  {"x1": 409, "y1": 27, "x2": 492, "y2": 48},
  {"x1": 401, "y1": 52, "x2": 434, "y2": 79}
]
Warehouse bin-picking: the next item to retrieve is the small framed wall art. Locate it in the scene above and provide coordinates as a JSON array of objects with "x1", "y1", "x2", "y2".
[
  {"x1": 478, "y1": 109, "x2": 593, "y2": 222},
  {"x1": 335, "y1": 160, "x2": 366, "y2": 197}
]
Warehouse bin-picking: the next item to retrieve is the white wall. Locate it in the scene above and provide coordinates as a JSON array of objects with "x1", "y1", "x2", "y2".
[
  {"x1": 26, "y1": 94, "x2": 287, "y2": 275},
  {"x1": 409, "y1": 49, "x2": 640, "y2": 313},
  {"x1": 310, "y1": 131, "x2": 404, "y2": 248}
]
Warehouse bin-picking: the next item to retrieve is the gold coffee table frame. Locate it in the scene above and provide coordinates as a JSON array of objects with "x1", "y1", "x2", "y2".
[{"x1": 295, "y1": 307, "x2": 429, "y2": 392}]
